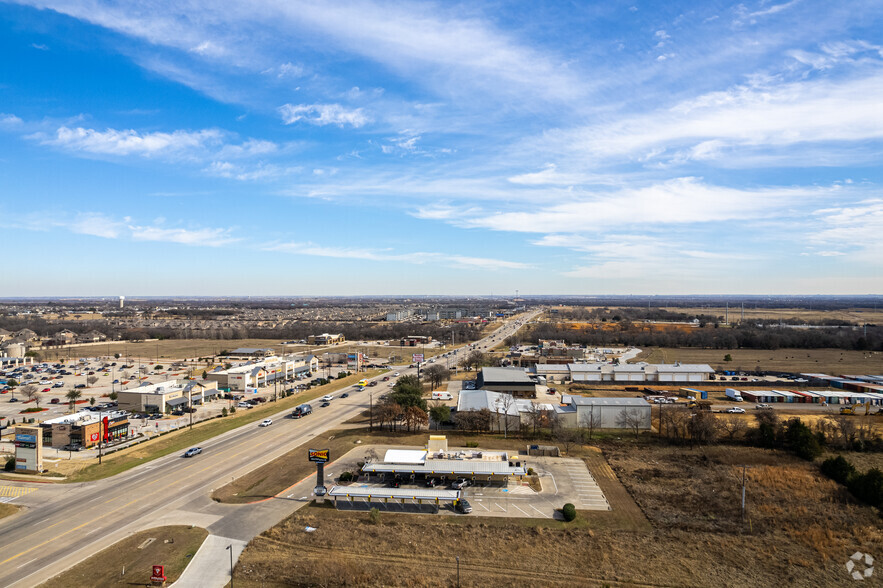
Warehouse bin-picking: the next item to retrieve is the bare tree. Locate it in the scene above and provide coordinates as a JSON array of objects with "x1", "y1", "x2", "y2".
[
  {"x1": 615, "y1": 408, "x2": 644, "y2": 438},
  {"x1": 579, "y1": 405, "x2": 601, "y2": 441},
  {"x1": 86, "y1": 375, "x2": 99, "y2": 388},
  {"x1": 21, "y1": 384, "x2": 39, "y2": 406},
  {"x1": 403, "y1": 405, "x2": 429, "y2": 432},
  {"x1": 377, "y1": 401, "x2": 402, "y2": 432},
  {"x1": 423, "y1": 365, "x2": 451, "y2": 390},
  {"x1": 494, "y1": 394, "x2": 516, "y2": 438},
  {"x1": 717, "y1": 415, "x2": 748, "y2": 440},
  {"x1": 689, "y1": 411, "x2": 719, "y2": 445},
  {"x1": 553, "y1": 420, "x2": 582, "y2": 455}
]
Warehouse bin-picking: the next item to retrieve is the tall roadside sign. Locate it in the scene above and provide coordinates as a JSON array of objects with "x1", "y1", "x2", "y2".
[
  {"x1": 14, "y1": 425, "x2": 43, "y2": 473},
  {"x1": 309, "y1": 448, "x2": 330, "y2": 496}
]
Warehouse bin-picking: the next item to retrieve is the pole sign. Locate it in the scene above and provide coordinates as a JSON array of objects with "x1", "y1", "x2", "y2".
[
  {"x1": 103, "y1": 416, "x2": 110, "y2": 442},
  {"x1": 308, "y1": 448, "x2": 329, "y2": 463},
  {"x1": 151, "y1": 565, "x2": 166, "y2": 582},
  {"x1": 412, "y1": 354, "x2": 424, "y2": 363}
]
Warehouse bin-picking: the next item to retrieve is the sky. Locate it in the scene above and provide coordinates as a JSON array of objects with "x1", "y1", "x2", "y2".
[{"x1": 1, "y1": 0, "x2": 882, "y2": 297}]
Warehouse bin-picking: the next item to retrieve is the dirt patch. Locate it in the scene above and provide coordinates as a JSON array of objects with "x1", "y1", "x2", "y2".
[
  {"x1": 0, "y1": 503, "x2": 19, "y2": 520},
  {"x1": 38, "y1": 525, "x2": 207, "y2": 588}
]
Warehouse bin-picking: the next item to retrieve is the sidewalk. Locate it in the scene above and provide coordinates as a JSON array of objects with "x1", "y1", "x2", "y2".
[{"x1": 171, "y1": 534, "x2": 246, "y2": 588}]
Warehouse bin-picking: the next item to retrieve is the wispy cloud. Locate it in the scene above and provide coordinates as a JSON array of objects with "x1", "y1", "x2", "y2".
[
  {"x1": 278, "y1": 103, "x2": 370, "y2": 128},
  {"x1": 265, "y1": 241, "x2": 531, "y2": 270},
  {"x1": 35, "y1": 126, "x2": 224, "y2": 158}
]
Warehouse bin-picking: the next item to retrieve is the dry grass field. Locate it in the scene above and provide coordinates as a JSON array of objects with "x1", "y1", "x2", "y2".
[
  {"x1": 38, "y1": 338, "x2": 293, "y2": 362},
  {"x1": 39, "y1": 526, "x2": 207, "y2": 587},
  {"x1": 635, "y1": 346, "x2": 882, "y2": 375},
  {"x1": 232, "y1": 441, "x2": 882, "y2": 587},
  {"x1": 0, "y1": 503, "x2": 18, "y2": 520},
  {"x1": 658, "y1": 306, "x2": 883, "y2": 325}
]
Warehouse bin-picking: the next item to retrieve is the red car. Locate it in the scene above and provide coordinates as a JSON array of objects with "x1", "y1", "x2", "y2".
[{"x1": 42, "y1": 388, "x2": 51, "y2": 393}]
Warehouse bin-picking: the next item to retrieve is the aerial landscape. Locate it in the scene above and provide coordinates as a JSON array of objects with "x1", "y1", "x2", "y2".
[{"x1": 1, "y1": 0, "x2": 882, "y2": 587}]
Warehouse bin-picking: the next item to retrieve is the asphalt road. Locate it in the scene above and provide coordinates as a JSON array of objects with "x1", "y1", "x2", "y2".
[{"x1": 0, "y1": 310, "x2": 543, "y2": 587}]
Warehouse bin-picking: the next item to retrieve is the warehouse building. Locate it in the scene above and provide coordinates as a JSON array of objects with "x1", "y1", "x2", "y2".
[
  {"x1": 456, "y1": 389, "x2": 522, "y2": 432},
  {"x1": 221, "y1": 348, "x2": 276, "y2": 360},
  {"x1": 476, "y1": 367, "x2": 538, "y2": 398},
  {"x1": 555, "y1": 396, "x2": 652, "y2": 430},
  {"x1": 534, "y1": 362, "x2": 714, "y2": 383}
]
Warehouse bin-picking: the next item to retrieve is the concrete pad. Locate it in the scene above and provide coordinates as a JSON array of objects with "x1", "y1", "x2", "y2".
[{"x1": 171, "y1": 534, "x2": 246, "y2": 588}]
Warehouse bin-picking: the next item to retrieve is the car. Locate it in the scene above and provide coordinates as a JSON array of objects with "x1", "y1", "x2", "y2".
[
  {"x1": 382, "y1": 376, "x2": 390, "y2": 381},
  {"x1": 726, "y1": 407, "x2": 746, "y2": 414},
  {"x1": 755, "y1": 404, "x2": 773, "y2": 410},
  {"x1": 149, "y1": 414, "x2": 162, "y2": 420},
  {"x1": 394, "y1": 372, "x2": 400, "y2": 377},
  {"x1": 8, "y1": 398, "x2": 19, "y2": 403},
  {"x1": 41, "y1": 387, "x2": 51, "y2": 393},
  {"x1": 321, "y1": 395, "x2": 333, "y2": 402},
  {"x1": 53, "y1": 382, "x2": 64, "y2": 388},
  {"x1": 60, "y1": 443, "x2": 84, "y2": 452},
  {"x1": 368, "y1": 381, "x2": 378, "y2": 386},
  {"x1": 320, "y1": 401, "x2": 330, "y2": 408},
  {"x1": 454, "y1": 499, "x2": 472, "y2": 514},
  {"x1": 340, "y1": 392, "x2": 349, "y2": 398},
  {"x1": 450, "y1": 478, "x2": 469, "y2": 490},
  {"x1": 74, "y1": 384, "x2": 86, "y2": 389},
  {"x1": 171, "y1": 409, "x2": 184, "y2": 416},
  {"x1": 259, "y1": 419, "x2": 273, "y2": 427},
  {"x1": 50, "y1": 398, "x2": 60, "y2": 404},
  {"x1": 387, "y1": 476, "x2": 402, "y2": 488},
  {"x1": 182, "y1": 447, "x2": 202, "y2": 458},
  {"x1": 425, "y1": 477, "x2": 440, "y2": 487},
  {"x1": 237, "y1": 402, "x2": 253, "y2": 409},
  {"x1": 113, "y1": 379, "x2": 120, "y2": 384}
]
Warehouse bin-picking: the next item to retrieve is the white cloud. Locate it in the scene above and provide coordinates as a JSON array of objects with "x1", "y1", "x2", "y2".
[
  {"x1": 68, "y1": 212, "x2": 125, "y2": 239},
  {"x1": 0, "y1": 113, "x2": 23, "y2": 127},
  {"x1": 808, "y1": 199, "x2": 883, "y2": 263},
  {"x1": 128, "y1": 224, "x2": 238, "y2": 246},
  {"x1": 278, "y1": 103, "x2": 370, "y2": 128},
  {"x1": 265, "y1": 241, "x2": 530, "y2": 270},
  {"x1": 455, "y1": 178, "x2": 829, "y2": 233},
  {"x1": 30, "y1": 43, "x2": 48, "y2": 50},
  {"x1": 537, "y1": 71, "x2": 883, "y2": 163},
  {"x1": 37, "y1": 126, "x2": 224, "y2": 158},
  {"x1": 204, "y1": 160, "x2": 300, "y2": 181}
]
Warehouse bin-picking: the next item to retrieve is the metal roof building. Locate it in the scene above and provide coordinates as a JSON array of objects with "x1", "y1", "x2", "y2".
[{"x1": 557, "y1": 396, "x2": 652, "y2": 430}]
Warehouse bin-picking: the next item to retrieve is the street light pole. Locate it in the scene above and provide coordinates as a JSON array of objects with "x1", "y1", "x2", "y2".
[
  {"x1": 369, "y1": 392, "x2": 373, "y2": 432},
  {"x1": 456, "y1": 555, "x2": 460, "y2": 588},
  {"x1": 226, "y1": 544, "x2": 234, "y2": 588}
]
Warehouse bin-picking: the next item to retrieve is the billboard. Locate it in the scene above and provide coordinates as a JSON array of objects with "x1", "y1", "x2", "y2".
[
  {"x1": 15, "y1": 434, "x2": 36, "y2": 444},
  {"x1": 151, "y1": 565, "x2": 166, "y2": 582},
  {"x1": 308, "y1": 448, "x2": 330, "y2": 463},
  {"x1": 412, "y1": 354, "x2": 424, "y2": 363}
]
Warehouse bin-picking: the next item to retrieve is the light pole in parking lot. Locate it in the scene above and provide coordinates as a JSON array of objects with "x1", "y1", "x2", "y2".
[{"x1": 456, "y1": 555, "x2": 460, "y2": 587}]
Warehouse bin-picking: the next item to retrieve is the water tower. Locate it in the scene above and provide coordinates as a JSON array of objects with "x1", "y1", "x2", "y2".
[{"x1": 119, "y1": 296, "x2": 125, "y2": 309}]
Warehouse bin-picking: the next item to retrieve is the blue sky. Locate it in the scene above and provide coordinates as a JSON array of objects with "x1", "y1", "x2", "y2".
[{"x1": 1, "y1": 0, "x2": 882, "y2": 296}]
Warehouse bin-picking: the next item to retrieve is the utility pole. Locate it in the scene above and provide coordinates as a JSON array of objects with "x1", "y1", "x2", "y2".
[
  {"x1": 369, "y1": 392, "x2": 374, "y2": 431},
  {"x1": 226, "y1": 544, "x2": 234, "y2": 588},
  {"x1": 741, "y1": 464, "x2": 753, "y2": 523}
]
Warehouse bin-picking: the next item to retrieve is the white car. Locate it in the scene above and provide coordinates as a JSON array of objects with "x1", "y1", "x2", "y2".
[
  {"x1": 259, "y1": 419, "x2": 272, "y2": 427},
  {"x1": 726, "y1": 407, "x2": 746, "y2": 414},
  {"x1": 394, "y1": 372, "x2": 400, "y2": 377},
  {"x1": 321, "y1": 395, "x2": 333, "y2": 402}
]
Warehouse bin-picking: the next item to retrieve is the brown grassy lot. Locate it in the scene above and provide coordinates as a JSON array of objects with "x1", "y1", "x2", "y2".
[
  {"x1": 0, "y1": 503, "x2": 19, "y2": 520},
  {"x1": 37, "y1": 338, "x2": 291, "y2": 362},
  {"x1": 233, "y1": 440, "x2": 883, "y2": 587},
  {"x1": 659, "y1": 306, "x2": 883, "y2": 325},
  {"x1": 39, "y1": 526, "x2": 207, "y2": 588},
  {"x1": 635, "y1": 346, "x2": 882, "y2": 375}
]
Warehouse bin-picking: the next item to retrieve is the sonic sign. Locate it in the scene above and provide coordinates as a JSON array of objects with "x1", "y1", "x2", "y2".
[{"x1": 308, "y1": 448, "x2": 330, "y2": 463}]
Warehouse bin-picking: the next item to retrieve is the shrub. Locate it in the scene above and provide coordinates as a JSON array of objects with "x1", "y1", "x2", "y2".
[
  {"x1": 368, "y1": 507, "x2": 381, "y2": 525},
  {"x1": 562, "y1": 503, "x2": 577, "y2": 522},
  {"x1": 338, "y1": 471, "x2": 354, "y2": 482},
  {"x1": 848, "y1": 468, "x2": 883, "y2": 510},
  {"x1": 821, "y1": 455, "x2": 855, "y2": 485},
  {"x1": 4, "y1": 457, "x2": 14, "y2": 472},
  {"x1": 784, "y1": 418, "x2": 823, "y2": 460},
  {"x1": 527, "y1": 467, "x2": 536, "y2": 476},
  {"x1": 221, "y1": 407, "x2": 228, "y2": 417},
  {"x1": 230, "y1": 406, "x2": 237, "y2": 414},
  {"x1": 465, "y1": 441, "x2": 479, "y2": 448}
]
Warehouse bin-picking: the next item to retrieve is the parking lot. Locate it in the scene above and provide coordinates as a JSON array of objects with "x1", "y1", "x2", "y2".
[{"x1": 322, "y1": 445, "x2": 609, "y2": 519}]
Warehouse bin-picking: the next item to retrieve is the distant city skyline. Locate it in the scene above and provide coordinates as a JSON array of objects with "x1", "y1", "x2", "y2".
[{"x1": 2, "y1": 1, "x2": 882, "y2": 295}]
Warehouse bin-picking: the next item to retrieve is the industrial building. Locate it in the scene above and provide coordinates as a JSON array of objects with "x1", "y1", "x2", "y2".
[
  {"x1": 737, "y1": 388, "x2": 883, "y2": 405},
  {"x1": 532, "y1": 362, "x2": 714, "y2": 383},
  {"x1": 555, "y1": 396, "x2": 652, "y2": 430},
  {"x1": 117, "y1": 379, "x2": 219, "y2": 413},
  {"x1": 476, "y1": 367, "x2": 538, "y2": 398},
  {"x1": 456, "y1": 389, "x2": 522, "y2": 432}
]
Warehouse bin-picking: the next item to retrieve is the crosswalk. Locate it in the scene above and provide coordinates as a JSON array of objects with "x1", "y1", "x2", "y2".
[{"x1": 0, "y1": 485, "x2": 37, "y2": 503}]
